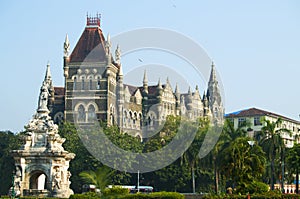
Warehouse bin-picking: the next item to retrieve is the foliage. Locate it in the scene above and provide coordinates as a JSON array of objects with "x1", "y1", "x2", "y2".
[
  {"x1": 0, "y1": 131, "x2": 22, "y2": 195},
  {"x1": 258, "y1": 118, "x2": 291, "y2": 190},
  {"x1": 79, "y1": 166, "x2": 115, "y2": 191},
  {"x1": 70, "y1": 192, "x2": 101, "y2": 199},
  {"x1": 219, "y1": 137, "x2": 266, "y2": 194},
  {"x1": 58, "y1": 122, "x2": 103, "y2": 193},
  {"x1": 102, "y1": 187, "x2": 129, "y2": 196},
  {"x1": 286, "y1": 143, "x2": 300, "y2": 193}
]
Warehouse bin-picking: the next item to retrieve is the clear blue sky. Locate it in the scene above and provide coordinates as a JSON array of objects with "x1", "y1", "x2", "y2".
[{"x1": 1, "y1": 1, "x2": 300, "y2": 132}]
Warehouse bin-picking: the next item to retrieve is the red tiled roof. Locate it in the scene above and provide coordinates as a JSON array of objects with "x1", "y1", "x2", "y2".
[
  {"x1": 226, "y1": 107, "x2": 300, "y2": 124},
  {"x1": 70, "y1": 27, "x2": 106, "y2": 62},
  {"x1": 54, "y1": 87, "x2": 65, "y2": 96}
]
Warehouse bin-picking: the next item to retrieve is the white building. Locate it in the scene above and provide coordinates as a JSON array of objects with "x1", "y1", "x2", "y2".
[{"x1": 225, "y1": 107, "x2": 300, "y2": 148}]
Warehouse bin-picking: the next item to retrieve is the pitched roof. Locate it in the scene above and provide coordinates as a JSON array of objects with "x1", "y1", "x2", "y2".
[
  {"x1": 70, "y1": 27, "x2": 106, "y2": 62},
  {"x1": 124, "y1": 84, "x2": 139, "y2": 96},
  {"x1": 226, "y1": 107, "x2": 300, "y2": 124}
]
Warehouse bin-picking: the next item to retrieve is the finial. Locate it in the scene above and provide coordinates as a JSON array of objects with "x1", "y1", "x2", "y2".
[
  {"x1": 175, "y1": 83, "x2": 180, "y2": 94},
  {"x1": 115, "y1": 44, "x2": 121, "y2": 65},
  {"x1": 45, "y1": 62, "x2": 52, "y2": 82},
  {"x1": 158, "y1": 78, "x2": 162, "y2": 89},
  {"x1": 64, "y1": 34, "x2": 70, "y2": 57},
  {"x1": 209, "y1": 60, "x2": 217, "y2": 84},
  {"x1": 143, "y1": 69, "x2": 148, "y2": 84},
  {"x1": 195, "y1": 85, "x2": 199, "y2": 91},
  {"x1": 106, "y1": 33, "x2": 111, "y2": 55},
  {"x1": 188, "y1": 86, "x2": 192, "y2": 95},
  {"x1": 166, "y1": 77, "x2": 170, "y2": 85}
]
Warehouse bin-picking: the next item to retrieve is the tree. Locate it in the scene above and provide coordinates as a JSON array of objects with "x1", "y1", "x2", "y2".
[
  {"x1": 259, "y1": 118, "x2": 290, "y2": 190},
  {"x1": 0, "y1": 131, "x2": 22, "y2": 195},
  {"x1": 220, "y1": 137, "x2": 266, "y2": 194},
  {"x1": 212, "y1": 118, "x2": 249, "y2": 193},
  {"x1": 182, "y1": 118, "x2": 209, "y2": 193},
  {"x1": 286, "y1": 143, "x2": 300, "y2": 194},
  {"x1": 79, "y1": 166, "x2": 115, "y2": 191}
]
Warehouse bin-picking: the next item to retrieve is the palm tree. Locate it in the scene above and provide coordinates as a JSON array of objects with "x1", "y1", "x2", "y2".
[
  {"x1": 259, "y1": 118, "x2": 291, "y2": 190},
  {"x1": 213, "y1": 119, "x2": 249, "y2": 193},
  {"x1": 286, "y1": 143, "x2": 300, "y2": 194},
  {"x1": 79, "y1": 166, "x2": 115, "y2": 191},
  {"x1": 220, "y1": 137, "x2": 266, "y2": 193}
]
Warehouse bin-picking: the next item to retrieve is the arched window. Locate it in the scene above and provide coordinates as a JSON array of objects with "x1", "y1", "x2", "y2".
[
  {"x1": 87, "y1": 105, "x2": 96, "y2": 122},
  {"x1": 97, "y1": 77, "x2": 101, "y2": 90},
  {"x1": 73, "y1": 77, "x2": 77, "y2": 90},
  {"x1": 89, "y1": 79, "x2": 93, "y2": 90},
  {"x1": 78, "y1": 105, "x2": 85, "y2": 122},
  {"x1": 81, "y1": 78, "x2": 85, "y2": 90}
]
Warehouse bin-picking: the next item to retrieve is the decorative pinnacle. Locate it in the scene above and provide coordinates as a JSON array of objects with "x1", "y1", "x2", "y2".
[
  {"x1": 64, "y1": 34, "x2": 70, "y2": 57},
  {"x1": 175, "y1": 83, "x2": 180, "y2": 94},
  {"x1": 143, "y1": 70, "x2": 148, "y2": 84},
  {"x1": 115, "y1": 44, "x2": 121, "y2": 65},
  {"x1": 45, "y1": 62, "x2": 52, "y2": 82}
]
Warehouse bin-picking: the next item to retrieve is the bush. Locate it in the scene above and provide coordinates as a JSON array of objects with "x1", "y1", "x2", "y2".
[
  {"x1": 69, "y1": 192, "x2": 101, "y2": 199},
  {"x1": 118, "y1": 192, "x2": 184, "y2": 199},
  {"x1": 244, "y1": 181, "x2": 269, "y2": 194},
  {"x1": 102, "y1": 187, "x2": 129, "y2": 196}
]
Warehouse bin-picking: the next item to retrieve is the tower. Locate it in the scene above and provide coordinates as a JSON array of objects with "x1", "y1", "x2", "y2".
[
  {"x1": 207, "y1": 62, "x2": 224, "y2": 125},
  {"x1": 63, "y1": 14, "x2": 121, "y2": 126}
]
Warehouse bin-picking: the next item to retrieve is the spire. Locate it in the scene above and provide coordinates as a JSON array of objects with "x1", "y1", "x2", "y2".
[
  {"x1": 166, "y1": 77, "x2": 170, "y2": 85},
  {"x1": 115, "y1": 44, "x2": 121, "y2": 65},
  {"x1": 64, "y1": 34, "x2": 70, "y2": 57},
  {"x1": 158, "y1": 78, "x2": 162, "y2": 89},
  {"x1": 188, "y1": 86, "x2": 192, "y2": 95},
  {"x1": 106, "y1": 33, "x2": 111, "y2": 56},
  {"x1": 175, "y1": 83, "x2": 180, "y2": 94},
  {"x1": 208, "y1": 61, "x2": 217, "y2": 84},
  {"x1": 44, "y1": 62, "x2": 52, "y2": 86},
  {"x1": 143, "y1": 69, "x2": 148, "y2": 84}
]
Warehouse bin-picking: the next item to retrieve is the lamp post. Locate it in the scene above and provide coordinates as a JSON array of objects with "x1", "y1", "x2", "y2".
[{"x1": 137, "y1": 170, "x2": 140, "y2": 193}]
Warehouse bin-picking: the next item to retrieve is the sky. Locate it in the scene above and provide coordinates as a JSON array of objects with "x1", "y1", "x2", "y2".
[{"x1": 0, "y1": 1, "x2": 300, "y2": 132}]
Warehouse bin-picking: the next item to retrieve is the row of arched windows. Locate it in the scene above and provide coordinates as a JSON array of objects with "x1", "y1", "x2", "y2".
[
  {"x1": 76, "y1": 104, "x2": 97, "y2": 123},
  {"x1": 123, "y1": 110, "x2": 143, "y2": 129},
  {"x1": 72, "y1": 75, "x2": 101, "y2": 91}
]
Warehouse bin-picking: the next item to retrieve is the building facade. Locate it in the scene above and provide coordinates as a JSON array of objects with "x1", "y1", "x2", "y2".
[
  {"x1": 45, "y1": 15, "x2": 224, "y2": 137},
  {"x1": 226, "y1": 107, "x2": 300, "y2": 148}
]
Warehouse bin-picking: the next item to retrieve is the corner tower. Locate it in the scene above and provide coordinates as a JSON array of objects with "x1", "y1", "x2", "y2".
[
  {"x1": 207, "y1": 62, "x2": 224, "y2": 125},
  {"x1": 63, "y1": 14, "x2": 121, "y2": 125}
]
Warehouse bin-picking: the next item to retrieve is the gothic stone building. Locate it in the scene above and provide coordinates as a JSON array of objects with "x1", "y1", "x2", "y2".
[{"x1": 46, "y1": 16, "x2": 224, "y2": 138}]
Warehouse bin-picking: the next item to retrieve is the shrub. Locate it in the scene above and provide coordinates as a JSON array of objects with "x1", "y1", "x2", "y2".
[
  {"x1": 69, "y1": 192, "x2": 101, "y2": 199},
  {"x1": 102, "y1": 187, "x2": 129, "y2": 196}
]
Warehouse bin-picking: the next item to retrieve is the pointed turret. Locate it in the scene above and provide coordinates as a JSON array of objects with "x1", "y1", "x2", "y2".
[
  {"x1": 115, "y1": 44, "x2": 121, "y2": 65},
  {"x1": 106, "y1": 33, "x2": 111, "y2": 55},
  {"x1": 64, "y1": 34, "x2": 70, "y2": 57},
  {"x1": 143, "y1": 70, "x2": 148, "y2": 94},
  {"x1": 175, "y1": 83, "x2": 180, "y2": 95},
  {"x1": 208, "y1": 61, "x2": 217, "y2": 85},
  {"x1": 44, "y1": 62, "x2": 52, "y2": 84},
  {"x1": 207, "y1": 61, "x2": 224, "y2": 124},
  {"x1": 158, "y1": 78, "x2": 162, "y2": 89}
]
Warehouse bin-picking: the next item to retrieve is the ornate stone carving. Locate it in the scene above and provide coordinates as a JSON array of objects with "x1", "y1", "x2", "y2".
[{"x1": 11, "y1": 65, "x2": 75, "y2": 198}]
